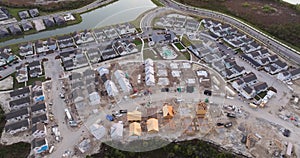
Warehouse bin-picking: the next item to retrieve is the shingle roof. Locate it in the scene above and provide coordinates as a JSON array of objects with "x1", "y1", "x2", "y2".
[
  {"x1": 10, "y1": 87, "x2": 30, "y2": 97},
  {"x1": 5, "y1": 108, "x2": 29, "y2": 120},
  {"x1": 5, "y1": 119, "x2": 29, "y2": 132}
]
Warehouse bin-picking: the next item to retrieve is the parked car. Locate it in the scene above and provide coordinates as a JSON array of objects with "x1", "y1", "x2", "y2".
[
  {"x1": 227, "y1": 113, "x2": 236, "y2": 118},
  {"x1": 216, "y1": 123, "x2": 224, "y2": 126},
  {"x1": 283, "y1": 129, "x2": 291, "y2": 137},
  {"x1": 119, "y1": 110, "x2": 127, "y2": 114},
  {"x1": 241, "y1": 135, "x2": 247, "y2": 144},
  {"x1": 204, "y1": 90, "x2": 212, "y2": 96},
  {"x1": 224, "y1": 122, "x2": 232, "y2": 128}
]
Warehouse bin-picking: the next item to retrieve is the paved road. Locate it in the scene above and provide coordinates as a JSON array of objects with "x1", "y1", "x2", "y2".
[
  {"x1": 1, "y1": 0, "x2": 115, "y2": 28},
  {"x1": 44, "y1": 57, "x2": 88, "y2": 158},
  {"x1": 159, "y1": 0, "x2": 300, "y2": 65}
]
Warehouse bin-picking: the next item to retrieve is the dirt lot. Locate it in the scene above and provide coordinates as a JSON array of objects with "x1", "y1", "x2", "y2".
[{"x1": 176, "y1": 0, "x2": 300, "y2": 49}]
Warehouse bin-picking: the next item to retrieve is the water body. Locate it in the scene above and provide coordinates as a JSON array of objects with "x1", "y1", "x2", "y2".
[
  {"x1": 0, "y1": 0, "x2": 156, "y2": 46},
  {"x1": 283, "y1": 0, "x2": 300, "y2": 4}
]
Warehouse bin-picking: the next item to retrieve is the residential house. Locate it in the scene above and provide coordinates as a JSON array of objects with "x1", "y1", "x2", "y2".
[
  {"x1": 247, "y1": 51, "x2": 260, "y2": 60},
  {"x1": 127, "y1": 110, "x2": 142, "y2": 122},
  {"x1": 35, "y1": 38, "x2": 57, "y2": 54},
  {"x1": 29, "y1": 9, "x2": 39, "y2": 17},
  {"x1": 258, "y1": 57, "x2": 270, "y2": 66},
  {"x1": 19, "y1": 42, "x2": 34, "y2": 56},
  {"x1": 0, "y1": 7, "x2": 9, "y2": 21},
  {"x1": 212, "y1": 60, "x2": 225, "y2": 72},
  {"x1": 242, "y1": 42, "x2": 261, "y2": 53},
  {"x1": 129, "y1": 122, "x2": 142, "y2": 136},
  {"x1": 243, "y1": 73, "x2": 258, "y2": 86},
  {"x1": 104, "y1": 80, "x2": 119, "y2": 97},
  {"x1": 73, "y1": 53, "x2": 89, "y2": 69},
  {"x1": 163, "y1": 104, "x2": 174, "y2": 119},
  {"x1": 10, "y1": 87, "x2": 30, "y2": 100},
  {"x1": 5, "y1": 108, "x2": 29, "y2": 123},
  {"x1": 31, "y1": 103, "x2": 46, "y2": 115},
  {"x1": 268, "y1": 55, "x2": 278, "y2": 63},
  {"x1": 240, "y1": 54, "x2": 261, "y2": 69},
  {"x1": 54, "y1": 15, "x2": 66, "y2": 26},
  {"x1": 21, "y1": 21, "x2": 33, "y2": 32},
  {"x1": 73, "y1": 30, "x2": 95, "y2": 45},
  {"x1": 87, "y1": 85, "x2": 100, "y2": 105},
  {"x1": 57, "y1": 35, "x2": 75, "y2": 49},
  {"x1": 32, "y1": 81, "x2": 43, "y2": 92},
  {"x1": 258, "y1": 49, "x2": 270, "y2": 58},
  {"x1": 147, "y1": 118, "x2": 159, "y2": 133},
  {"x1": 9, "y1": 97, "x2": 31, "y2": 110},
  {"x1": 290, "y1": 68, "x2": 300, "y2": 80},
  {"x1": 277, "y1": 71, "x2": 291, "y2": 81},
  {"x1": 43, "y1": 17, "x2": 55, "y2": 28},
  {"x1": 226, "y1": 64, "x2": 245, "y2": 79},
  {"x1": 114, "y1": 70, "x2": 132, "y2": 93},
  {"x1": 32, "y1": 122, "x2": 47, "y2": 138},
  {"x1": 265, "y1": 60, "x2": 288, "y2": 75},
  {"x1": 32, "y1": 114, "x2": 48, "y2": 125},
  {"x1": 116, "y1": 23, "x2": 136, "y2": 35},
  {"x1": 28, "y1": 60, "x2": 42, "y2": 77},
  {"x1": 103, "y1": 27, "x2": 119, "y2": 39},
  {"x1": 100, "y1": 45, "x2": 119, "y2": 60},
  {"x1": 4, "y1": 119, "x2": 29, "y2": 135},
  {"x1": 69, "y1": 72, "x2": 82, "y2": 83},
  {"x1": 71, "y1": 89, "x2": 85, "y2": 103},
  {"x1": 240, "y1": 86, "x2": 255, "y2": 99},
  {"x1": 0, "y1": 49, "x2": 14, "y2": 65},
  {"x1": 110, "y1": 122, "x2": 123, "y2": 140},
  {"x1": 253, "y1": 82, "x2": 268, "y2": 94},
  {"x1": 32, "y1": 138, "x2": 49, "y2": 154},
  {"x1": 87, "y1": 48, "x2": 101, "y2": 63},
  {"x1": 32, "y1": 89, "x2": 44, "y2": 102},
  {"x1": 0, "y1": 27, "x2": 10, "y2": 38},
  {"x1": 18, "y1": 10, "x2": 30, "y2": 19},
  {"x1": 231, "y1": 79, "x2": 245, "y2": 92},
  {"x1": 83, "y1": 69, "x2": 95, "y2": 79},
  {"x1": 8, "y1": 24, "x2": 22, "y2": 35},
  {"x1": 15, "y1": 64, "x2": 28, "y2": 83}
]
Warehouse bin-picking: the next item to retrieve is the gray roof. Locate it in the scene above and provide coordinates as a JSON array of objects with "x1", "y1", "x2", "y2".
[
  {"x1": 32, "y1": 114, "x2": 48, "y2": 124},
  {"x1": 69, "y1": 72, "x2": 82, "y2": 80},
  {"x1": 290, "y1": 68, "x2": 300, "y2": 76},
  {"x1": 5, "y1": 119, "x2": 29, "y2": 132},
  {"x1": 9, "y1": 97, "x2": 31, "y2": 108},
  {"x1": 10, "y1": 87, "x2": 30, "y2": 97},
  {"x1": 31, "y1": 122, "x2": 44, "y2": 134},
  {"x1": 32, "y1": 138, "x2": 46, "y2": 148},
  {"x1": 71, "y1": 81, "x2": 84, "y2": 89},
  {"x1": 253, "y1": 82, "x2": 268, "y2": 92},
  {"x1": 243, "y1": 86, "x2": 253, "y2": 94},
  {"x1": 5, "y1": 108, "x2": 29, "y2": 120},
  {"x1": 232, "y1": 64, "x2": 245, "y2": 73},
  {"x1": 28, "y1": 60, "x2": 40, "y2": 67},
  {"x1": 83, "y1": 69, "x2": 95, "y2": 77},
  {"x1": 243, "y1": 73, "x2": 257, "y2": 83},
  {"x1": 31, "y1": 103, "x2": 46, "y2": 113},
  {"x1": 29, "y1": 9, "x2": 39, "y2": 17},
  {"x1": 274, "y1": 60, "x2": 287, "y2": 68}
]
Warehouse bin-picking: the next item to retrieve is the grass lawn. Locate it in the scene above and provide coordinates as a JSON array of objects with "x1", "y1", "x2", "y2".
[
  {"x1": 133, "y1": 39, "x2": 142, "y2": 46},
  {"x1": 258, "y1": 91, "x2": 267, "y2": 98},
  {"x1": 27, "y1": 76, "x2": 46, "y2": 86},
  {"x1": 181, "y1": 36, "x2": 192, "y2": 47},
  {"x1": 176, "y1": 51, "x2": 190, "y2": 60},
  {"x1": 174, "y1": 42, "x2": 185, "y2": 50},
  {"x1": 151, "y1": 0, "x2": 164, "y2": 7},
  {"x1": 143, "y1": 49, "x2": 161, "y2": 60}
]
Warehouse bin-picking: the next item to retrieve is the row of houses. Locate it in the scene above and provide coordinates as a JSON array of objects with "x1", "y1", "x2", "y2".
[
  {"x1": 107, "y1": 104, "x2": 174, "y2": 140},
  {"x1": 67, "y1": 69, "x2": 101, "y2": 109},
  {"x1": 5, "y1": 83, "x2": 48, "y2": 136},
  {"x1": 15, "y1": 60, "x2": 43, "y2": 83},
  {"x1": 93, "y1": 23, "x2": 136, "y2": 42},
  {"x1": 155, "y1": 13, "x2": 200, "y2": 32},
  {"x1": 18, "y1": 9, "x2": 39, "y2": 19},
  {"x1": 232, "y1": 73, "x2": 268, "y2": 99},
  {"x1": 19, "y1": 38, "x2": 57, "y2": 57},
  {"x1": 0, "y1": 14, "x2": 70, "y2": 38},
  {"x1": 202, "y1": 18, "x2": 300, "y2": 80}
]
